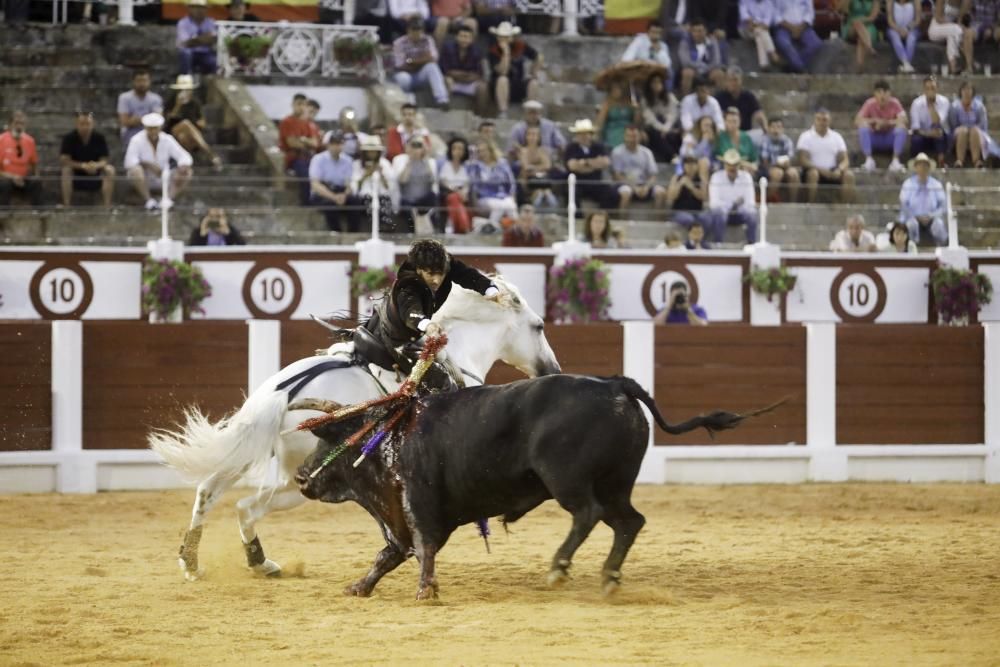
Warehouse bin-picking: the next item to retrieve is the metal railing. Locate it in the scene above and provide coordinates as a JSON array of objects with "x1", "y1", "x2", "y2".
[{"x1": 216, "y1": 20, "x2": 383, "y2": 80}]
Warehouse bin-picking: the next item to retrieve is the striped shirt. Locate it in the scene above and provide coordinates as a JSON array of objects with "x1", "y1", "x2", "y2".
[{"x1": 392, "y1": 34, "x2": 438, "y2": 68}]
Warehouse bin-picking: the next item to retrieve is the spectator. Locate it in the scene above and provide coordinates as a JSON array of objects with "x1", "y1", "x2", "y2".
[
  {"x1": 880, "y1": 220, "x2": 919, "y2": 253},
  {"x1": 393, "y1": 17, "x2": 450, "y2": 109},
  {"x1": 278, "y1": 93, "x2": 321, "y2": 205},
  {"x1": 842, "y1": 0, "x2": 881, "y2": 72},
  {"x1": 680, "y1": 115, "x2": 719, "y2": 177},
  {"x1": 621, "y1": 20, "x2": 673, "y2": 78},
  {"x1": 910, "y1": 76, "x2": 951, "y2": 166},
  {"x1": 653, "y1": 281, "x2": 708, "y2": 325},
  {"x1": 583, "y1": 210, "x2": 624, "y2": 248},
  {"x1": 658, "y1": 228, "x2": 688, "y2": 251},
  {"x1": 971, "y1": 0, "x2": 1000, "y2": 43},
  {"x1": 714, "y1": 67, "x2": 767, "y2": 143},
  {"x1": 856, "y1": 79, "x2": 908, "y2": 173},
  {"x1": 393, "y1": 137, "x2": 440, "y2": 233},
  {"x1": 516, "y1": 126, "x2": 559, "y2": 211},
  {"x1": 59, "y1": 111, "x2": 115, "y2": 208},
  {"x1": 176, "y1": 0, "x2": 217, "y2": 76},
  {"x1": 716, "y1": 107, "x2": 759, "y2": 172},
  {"x1": 684, "y1": 219, "x2": 713, "y2": 249},
  {"x1": 387, "y1": 103, "x2": 432, "y2": 159},
  {"x1": 950, "y1": 81, "x2": 992, "y2": 168},
  {"x1": 124, "y1": 113, "x2": 193, "y2": 211},
  {"x1": 797, "y1": 108, "x2": 855, "y2": 203},
  {"x1": 467, "y1": 138, "x2": 517, "y2": 227},
  {"x1": 502, "y1": 203, "x2": 545, "y2": 246},
  {"x1": 337, "y1": 107, "x2": 370, "y2": 158},
  {"x1": 388, "y1": 0, "x2": 433, "y2": 38},
  {"x1": 667, "y1": 155, "x2": 711, "y2": 229},
  {"x1": 772, "y1": 0, "x2": 823, "y2": 73},
  {"x1": 899, "y1": 152, "x2": 947, "y2": 246},
  {"x1": 439, "y1": 136, "x2": 472, "y2": 233},
  {"x1": 829, "y1": 213, "x2": 876, "y2": 251},
  {"x1": 475, "y1": 0, "x2": 516, "y2": 34},
  {"x1": 565, "y1": 119, "x2": 617, "y2": 211},
  {"x1": 759, "y1": 117, "x2": 800, "y2": 201},
  {"x1": 887, "y1": 0, "x2": 921, "y2": 73},
  {"x1": 352, "y1": 137, "x2": 399, "y2": 232},
  {"x1": 488, "y1": 22, "x2": 541, "y2": 118},
  {"x1": 188, "y1": 207, "x2": 246, "y2": 246},
  {"x1": 310, "y1": 130, "x2": 361, "y2": 232},
  {"x1": 641, "y1": 73, "x2": 681, "y2": 162},
  {"x1": 596, "y1": 81, "x2": 641, "y2": 149},
  {"x1": 431, "y1": 0, "x2": 476, "y2": 45},
  {"x1": 0, "y1": 111, "x2": 42, "y2": 208},
  {"x1": 680, "y1": 77, "x2": 724, "y2": 133},
  {"x1": 928, "y1": 0, "x2": 974, "y2": 75},
  {"x1": 227, "y1": 0, "x2": 260, "y2": 21},
  {"x1": 612, "y1": 126, "x2": 666, "y2": 212},
  {"x1": 439, "y1": 24, "x2": 488, "y2": 113},
  {"x1": 740, "y1": 0, "x2": 780, "y2": 70},
  {"x1": 117, "y1": 69, "x2": 163, "y2": 149},
  {"x1": 677, "y1": 19, "x2": 726, "y2": 96},
  {"x1": 164, "y1": 75, "x2": 223, "y2": 170},
  {"x1": 507, "y1": 100, "x2": 567, "y2": 160},
  {"x1": 708, "y1": 149, "x2": 758, "y2": 243}
]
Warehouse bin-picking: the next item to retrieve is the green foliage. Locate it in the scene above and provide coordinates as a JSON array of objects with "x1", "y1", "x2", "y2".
[
  {"x1": 225, "y1": 34, "x2": 273, "y2": 60},
  {"x1": 743, "y1": 265, "x2": 797, "y2": 302},
  {"x1": 930, "y1": 265, "x2": 993, "y2": 325},
  {"x1": 333, "y1": 36, "x2": 378, "y2": 65},
  {"x1": 547, "y1": 258, "x2": 612, "y2": 323},
  {"x1": 349, "y1": 264, "x2": 398, "y2": 299},
  {"x1": 141, "y1": 258, "x2": 212, "y2": 320}
]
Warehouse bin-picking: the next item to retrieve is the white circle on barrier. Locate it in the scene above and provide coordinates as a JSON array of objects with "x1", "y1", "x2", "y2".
[
  {"x1": 36, "y1": 267, "x2": 86, "y2": 315},
  {"x1": 648, "y1": 271, "x2": 688, "y2": 313},
  {"x1": 249, "y1": 267, "x2": 296, "y2": 315},
  {"x1": 837, "y1": 272, "x2": 879, "y2": 319}
]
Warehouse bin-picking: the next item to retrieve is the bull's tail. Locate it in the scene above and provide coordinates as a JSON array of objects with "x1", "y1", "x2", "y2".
[{"x1": 619, "y1": 377, "x2": 786, "y2": 439}]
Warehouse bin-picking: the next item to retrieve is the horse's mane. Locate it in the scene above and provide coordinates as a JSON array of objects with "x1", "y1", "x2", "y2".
[{"x1": 434, "y1": 274, "x2": 524, "y2": 326}]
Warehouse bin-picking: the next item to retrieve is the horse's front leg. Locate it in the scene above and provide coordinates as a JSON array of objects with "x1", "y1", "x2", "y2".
[{"x1": 345, "y1": 542, "x2": 408, "y2": 597}]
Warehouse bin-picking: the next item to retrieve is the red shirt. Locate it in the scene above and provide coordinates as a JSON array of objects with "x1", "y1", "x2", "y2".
[
  {"x1": 0, "y1": 131, "x2": 38, "y2": 178},
  {"x1": 502, "y1": 225, "x2": 544, "y2": 247},
  {"x1": 278, "y1": 115, "x2": 320, "y2": 167},
  {"x1": 858, "y1": 96, "x2": 904, "y2": 131}
]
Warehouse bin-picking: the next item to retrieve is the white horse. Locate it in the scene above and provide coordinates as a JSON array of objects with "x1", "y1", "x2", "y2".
[{"x1": 150, "y1": 277, "x2": 561, "y2": 581}]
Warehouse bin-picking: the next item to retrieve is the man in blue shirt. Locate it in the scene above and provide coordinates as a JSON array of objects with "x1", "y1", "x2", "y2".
[
  {"x1": 653, "y1": 281, "x2": 709, "y2": 325},
  {"x1": 772, "y1": 0, "x2": 822, "y2": 73},
  {"x1": 309, "y1": 131, "x2": 362, "y2": 232},
  {"x1": 898, "y1": 152, "x2": 947, "y2": 246},
  {"x1": 176, "y1": 0, "x2": 217, "y2": 75}
]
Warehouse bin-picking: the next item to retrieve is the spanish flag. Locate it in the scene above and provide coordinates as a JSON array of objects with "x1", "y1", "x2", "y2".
[{"x1": 163, "y1": 0, "x2": 319, "y2": 23}]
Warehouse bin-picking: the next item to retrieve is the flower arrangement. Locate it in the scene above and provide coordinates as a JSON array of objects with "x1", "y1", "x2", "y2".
[
  {"x1": 333, "y1": 36, "x2": 378, "y2": 66},
  {"x1": 349, "y1": 264, "x2": 397, "y2": 299},
  {"x1": 225, "y1": 34, "x2": 273, "y2": 64},
  {"x1": 930, "y1": 265, "x2": 992, "y2": 325},
  {"x1": 141, "y1": 258, "x2": 212, "y2": 321},
  {"x1": 547, "y1": 258, "x2": 612, "y2": 323},
  {"x1": 744, "y1": 265, "x2": 797, "y2": 302}
]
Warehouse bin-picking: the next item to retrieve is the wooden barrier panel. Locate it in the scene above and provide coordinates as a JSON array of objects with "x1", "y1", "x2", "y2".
[
  {"x1": 654, "y1": 326, "x2": 807, "y2": 445},
  {"x1": 486, "y1": 323, "x2": 624, "y2": 385},
  {"x1": 0, "y1": 323, "x2": 51, "y2": 451},
  {"x1": 281, "y1": 320, "x2": 328, "y2": 368},
  {"x1": 82, "y1": 322, "x2": 248, "y2": 450},
  {"x1": 836, "y1": 325, "x2": 984, "y2": 444}
]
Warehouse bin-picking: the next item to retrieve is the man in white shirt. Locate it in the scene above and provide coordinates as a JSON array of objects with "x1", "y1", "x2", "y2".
[
  {"x1": 797, "y1": 108, "x2": 855, "y2": 203},
  {"x1": 829, "y1": 214, "x2": 876, "y2": 252},
  {"x1": 611, "y1": 126, "x2": 667, "y2": 213},
  {"x1": 679, "y1": 77, "x2": 725, "y2": 132},
  {"x1": 621, "y1": 21, "x2": 673, "y2": 83},
  {"x1": 707, "y1": 149, "x2": 758, "y2": 243},
  {"x1": 124, "y1": 113, "x2": 193, "y2": 211},
  {"x1": 909, "y1": 75, "x2": 951, "y2": 167}
]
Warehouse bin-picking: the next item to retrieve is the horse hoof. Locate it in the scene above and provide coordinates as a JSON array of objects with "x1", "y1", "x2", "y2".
[
  {"x1": 251, "y1": 559, "x2": 282, "y2": 577},
  {"x1": 546, "y1": 568, "x2": 569, "y2": 587},
  {"x1": 178, "y1": 558, "x2": 204, "y2": 581},
  {"x1": 602, "y1": 579, "x2": 621, "y2": 597}
]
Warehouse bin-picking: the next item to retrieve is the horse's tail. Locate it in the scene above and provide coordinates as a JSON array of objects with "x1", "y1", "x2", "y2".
[
  {"x1": 619, "y1": 376, "x2": 786, "y2": 439},
  {"x1": 148, "y1": 386, "x2": 288, "y2": 484}
]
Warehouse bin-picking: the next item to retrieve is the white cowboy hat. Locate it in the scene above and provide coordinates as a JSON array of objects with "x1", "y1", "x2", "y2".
[
  {"x1": 568, "y1": 118, "x2": 596, "y2": 134},
  {"x1": 489, "y1": 21, "x2": 521, "y2": 37},
  {"x1": 170, "y1": 74, "x2": 197, "y2": 90},
  {"x1": 910, "y1": 152, "x2": 935, "y2": 170},
  {"x1": 721, "y1": 148, "x2": 741, "y2": 166},
  {"x1": 359, "y1": 136, "x2": 385, "y2": 153},
  {"x1": 141, "y1": 112, "x2": 165, "y2": 128},
  {"x1": 188, "y1": 0, "x2": 208, "y2": 6},
  {"x1": 523, "y1": 100, "x2": 544, "y2": 111}
]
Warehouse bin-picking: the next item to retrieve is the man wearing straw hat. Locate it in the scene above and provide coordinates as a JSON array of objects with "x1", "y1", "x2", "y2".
[
  {"x1": 707, "y1": 148, "x2": 758, "y2": 244},
  {"x1": 898, "y1": 152, "x2": 947, "y2": 246},
  {"x1": 124, "y1": 113, "x2": 193, "y2": 212},
  {"x1": 176, "y1": 0, "x2": 218, "y2": 75},
  {"x1": 564, "y1": 118, "x2": 618, "y2": 211},
  {"x1": 488, "y1": 21, "x2": 540, "y2": 118}
]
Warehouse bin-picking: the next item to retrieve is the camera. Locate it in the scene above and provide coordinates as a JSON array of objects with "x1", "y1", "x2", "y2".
[
  {"x1": 207, "y1": 219, "x2": 221, "y2": 230},
  {"x1": 673, "y1": 292, "x2": 687, "y2": 308}
]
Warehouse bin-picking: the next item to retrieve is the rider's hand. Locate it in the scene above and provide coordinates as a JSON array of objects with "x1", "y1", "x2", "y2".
[
  {"x1": 484, "y1": 286, "x2": 501, "y2": 301},
  {"x1": 425, "y1": 322, "x2": 443, "y2": 338}
]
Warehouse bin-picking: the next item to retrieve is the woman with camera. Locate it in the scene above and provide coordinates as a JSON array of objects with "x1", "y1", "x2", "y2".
[
  {"x1": 653, "y1": 281, "x2": 708, "y2": 325},
  {"x1": 188, "y1": 207, "x2": 245, "y2": 246}
]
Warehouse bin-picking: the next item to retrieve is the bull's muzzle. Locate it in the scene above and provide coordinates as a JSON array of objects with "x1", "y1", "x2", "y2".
[{"x1": 294, "y1": 468, "x2": 319, "y2": 499}]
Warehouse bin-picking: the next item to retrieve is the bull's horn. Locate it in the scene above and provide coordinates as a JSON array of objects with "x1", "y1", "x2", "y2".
[{"x1": 287, "y1": 398, "x2": 343, "y2": 413}]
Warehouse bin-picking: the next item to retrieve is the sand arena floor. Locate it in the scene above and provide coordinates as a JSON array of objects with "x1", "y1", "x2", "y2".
[{"x1": 1, "y1": 484, "x2": 999, "y2": 666}]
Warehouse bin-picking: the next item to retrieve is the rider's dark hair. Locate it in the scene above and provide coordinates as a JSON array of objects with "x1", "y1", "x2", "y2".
[{"x1": 408, "y1": 239, "x2": 449, "y2": 273}]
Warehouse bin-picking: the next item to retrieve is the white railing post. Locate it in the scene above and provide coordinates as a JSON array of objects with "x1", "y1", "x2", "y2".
[
  {"x1": 52, "y1": 320, "x2": 95, "y2": 493},
  {"x1": 118, "y1": 0, "x2": 136, "y2": 26},
  {"x1": 160, "y1": 163, "x2": 171, "y2": 240},
  {"x1": 247, "y1": 320, "x2": 281, "y2": 393},
  {"x1": 746, "y1": 242, "x2": 782, "y2": 325},
  {"x1": 566, "y1": 173, "x2": 576, "y2": 241},
  {"x1": 344, "y1": 0, "x2": 356, "y2": 25},
  {"x1": 946, "y1": 182, "x2": 958, "y2": 249},
  {"x1": 806, "y1": 322, "x2": 845, "y2": 481},
  {"x1": 552, "y1": 175, "x2": 589, "y2": 263},
  {"x1": 758, "y1": 176, "x2": 768, "y2": 245},
  {"x1": 624, "y1": 320, "x2": 662, "y2": 483},
  {"x1": 985, "y1": 323, "x2": 1000, "y2": 482},
  {"x1": 561, "y1": 0, "x2": 579, "y2": 36}
]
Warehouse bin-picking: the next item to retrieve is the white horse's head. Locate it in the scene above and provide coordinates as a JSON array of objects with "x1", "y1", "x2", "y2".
[{"x1": 434, "y1": 275, "x2": 561, "y2": 379}]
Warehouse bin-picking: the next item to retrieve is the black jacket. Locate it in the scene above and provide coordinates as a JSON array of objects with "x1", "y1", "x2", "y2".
[
  {"x1": 187, "y1": 225, "x2": 246, "y2": 246},
  {"x1": 375, "y1": 256, "x2": 493, "y2": 347}
]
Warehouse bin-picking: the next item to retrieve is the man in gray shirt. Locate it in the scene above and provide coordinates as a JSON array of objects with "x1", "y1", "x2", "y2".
[
  {"x1": 117, "y1": 70, "x2": 164, "y2": 148},
  {"x1": 611, "y1": 126, "x2": 666, "y2": 212}
]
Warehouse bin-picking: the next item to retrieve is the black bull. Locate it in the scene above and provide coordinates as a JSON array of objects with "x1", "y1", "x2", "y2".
[{"x1": 296, "y1": 375, "x2": 779, "y2": 600}]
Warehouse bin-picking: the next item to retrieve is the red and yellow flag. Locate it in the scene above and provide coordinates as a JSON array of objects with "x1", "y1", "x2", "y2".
[{"x1": 162, "y1": 0, "x2": 319, "y2": 23}]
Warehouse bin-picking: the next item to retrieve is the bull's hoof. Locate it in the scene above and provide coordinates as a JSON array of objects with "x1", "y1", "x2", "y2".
[
  {"x1": 178, "y1": 558, "x2": 204, "y2": 582},
  {"x1": 250, "y1": 559, "x2": 282, "y2": 577},
  {"x1": 601, "y1": 570, "x2": 622, "y2": 597},
  {"x1": 415, "y1": 585, "x2": 439, "y2": 601},
  {"x1": 546, "y1": 568, "x2": 569, "y2": 587},
  {"x1": 344, "y1": 582, "x2": 373, "y2": 597}
]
